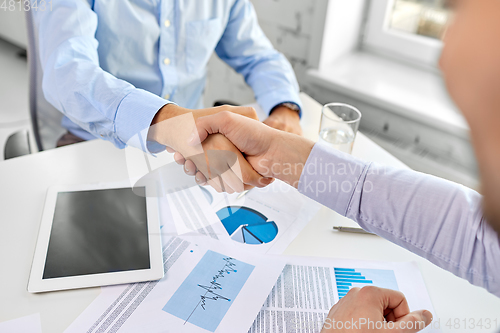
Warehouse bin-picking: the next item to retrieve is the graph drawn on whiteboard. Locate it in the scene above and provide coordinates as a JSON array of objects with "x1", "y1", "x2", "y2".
[
  {"x1": 216, "y1": 206, "x2": 278, "y2": 245},
  {"x1": 163, "y1": 250, "x2": 255, "y2": 332},
  {"x1": 335, "y1": 268, "x2": 398, "y2": 299}
]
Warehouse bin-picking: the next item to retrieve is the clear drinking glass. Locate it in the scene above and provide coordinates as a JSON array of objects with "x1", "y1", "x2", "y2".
[{"x1": 319, "y1": 103, "x2": 362, "y2": 154}]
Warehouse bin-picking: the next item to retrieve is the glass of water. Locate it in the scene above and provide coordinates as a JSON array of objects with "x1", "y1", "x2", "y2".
[{"x1": 319, "y1": 103, "x2": 361, "y2": 154}]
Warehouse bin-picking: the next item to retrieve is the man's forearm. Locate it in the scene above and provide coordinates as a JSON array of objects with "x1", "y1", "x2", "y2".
[
  {"x1": 298, "y1": 143, "x2": 500, "y2": 297},
  {"x1": 260, "y1": 132, "x2": 314, "y2": 187},
  {"x1": 150, "y1": 104, "x2": 182, "y2": 126}
]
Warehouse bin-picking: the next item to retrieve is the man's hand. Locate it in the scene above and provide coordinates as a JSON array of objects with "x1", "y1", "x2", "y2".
[
  {"x1": 263, "y1": 105, "x2": 302, "y2": 135},
  {"x1": 321, "y1": 286, "x2": 432, "y2": 333},
  {"x1": 148, "y1": 104, "x2": 267, "y2": 193},
  {"x1": 185, "y1": 111, "x2": 314, "y2": 188},
  {"x1": 171, "y1": 133, "x2": 273, "y2": 193}
]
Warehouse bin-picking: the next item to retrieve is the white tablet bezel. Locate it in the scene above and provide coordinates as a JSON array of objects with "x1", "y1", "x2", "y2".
[{"x1": 28, "y1": 182, "x2": 164, "y2": 293}]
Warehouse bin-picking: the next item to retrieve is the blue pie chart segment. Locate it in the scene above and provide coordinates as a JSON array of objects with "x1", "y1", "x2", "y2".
[
  {"x1": 244, "y1": 223, "x2": 278, "y2": 244},
  {"x1": 217, "y1": 206, "x2": 278, "y2": 245},
  {"x1": 231, "y1": 228, "x2": 245, "y2": 243},
  {"x1": 242, "y1": 227, "x2": 261, "y2": 244}
]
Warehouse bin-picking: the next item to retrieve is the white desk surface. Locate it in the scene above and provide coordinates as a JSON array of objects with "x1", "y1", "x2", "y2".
[{"x1": 1, "y1": 93, "x2": 499, "y2": 332}]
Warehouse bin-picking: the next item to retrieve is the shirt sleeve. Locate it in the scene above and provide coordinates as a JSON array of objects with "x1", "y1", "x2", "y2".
[
  {"x1": 214, "y1": 0, "x2": 302, "y2": 115},
  {"x1": 298, "y1": 142, "x2": 500, "y2": 297},
  {"x1": 33, "y1": 0, "x2": 168, "y2": 150}
]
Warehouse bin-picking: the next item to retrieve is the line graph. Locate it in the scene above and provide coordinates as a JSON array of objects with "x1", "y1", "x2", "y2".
[
  {"x1": 186, "y1": 257, "x2": 235, "y2": 320},
  {"x1": 163, "y1": 251, "x2": 254, "y2": 332}
]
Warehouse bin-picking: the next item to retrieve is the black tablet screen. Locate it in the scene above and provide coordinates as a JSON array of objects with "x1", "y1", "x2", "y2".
[{"x1": 43, "y1": 187, "x2": 150, "y2": 279}]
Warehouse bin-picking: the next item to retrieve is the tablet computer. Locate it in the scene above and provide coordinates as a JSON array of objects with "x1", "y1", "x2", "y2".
[{"x1": 28, "y1": 182, "x2": 163, "y2": 293}]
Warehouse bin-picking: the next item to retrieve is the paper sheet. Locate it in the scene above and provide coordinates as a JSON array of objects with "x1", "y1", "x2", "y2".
[
  {"x1": 159, "y1": 186, "x2": 230, "y2": 242},
  {"x1": 0, "y1": 313, "x2": 42, "y2": 333},
  {"x1": 65, "y1": 235, "x2": 285, "y2": 333},
  {"x1": 248, "y1": 256, "x2": 440, "y2": 333},
  {"x1": 205, "y1": 180, "x2": 321, "y2": 255}
]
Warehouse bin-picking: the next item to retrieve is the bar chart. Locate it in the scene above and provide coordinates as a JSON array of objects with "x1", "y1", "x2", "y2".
[{"x1": 334, "y1": 268, "x2": 399, "y2": 299}]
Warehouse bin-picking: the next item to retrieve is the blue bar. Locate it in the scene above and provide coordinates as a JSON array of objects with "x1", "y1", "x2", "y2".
[
  {"x1": 337, "y1": 288, "x2": 349, "y2": 292},
  {"x1": 336, "y1": 278, "x2": 368, "y2": 282},
  {"x1": 336, "y1": 279, "x2": 373, "y2": 283},
  {"x1": 336, "y1": 282, "x2": 352, "y2": 286},
  {"x1": 335, "y1": 276, "x2": 366, "y2": 280},
  {"x1": 335, "y1": 272, "x2": 361, "y2": 276},
  {"x1": 337, "y1": 285, "x2": 350, "y2": 289},
  {"x1": 334, "y1": 268, "x2": 356, "y2": 272},
  {"x1": 338, "y1": 293, "x2": 347, "y2": 297}
]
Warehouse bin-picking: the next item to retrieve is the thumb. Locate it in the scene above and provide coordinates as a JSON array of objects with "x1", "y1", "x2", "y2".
[
  {"x1": 188, "y1": 112, "x2": 231, "y2": 146},
  {"x1": 187, "y1": 123, "x2": 208, "y2": 147},
  {"x1": 394, "y1": 310, "x2": 433, "y2": 332}
]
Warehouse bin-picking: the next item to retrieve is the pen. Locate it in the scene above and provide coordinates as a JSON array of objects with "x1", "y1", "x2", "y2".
[
  {"x1": 333, "y1": 226, "x2": 376, "y2": 236},
  {"x1": 236, "y1": 189, "x2": 251, "y2": 200}
]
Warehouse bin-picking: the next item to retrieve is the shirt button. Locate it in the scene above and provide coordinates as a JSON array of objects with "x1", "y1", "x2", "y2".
[
  {"x1": 164, "y1": 94, "x2": 171, "y2": 100},
  {"x1": 163, "y1": 58, "x2": 171, "y2": 66},
  {"x1": 164, "y1": 20, "x2": 171, "y2": 27}
]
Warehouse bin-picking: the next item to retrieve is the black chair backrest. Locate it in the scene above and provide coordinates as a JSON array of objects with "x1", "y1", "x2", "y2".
[
  {"x1": 25, "y1": 10, "x2": 65, "y2": 151},
  {"x1": 4, "y1": 129, "x2": 31, "y2": 160}
]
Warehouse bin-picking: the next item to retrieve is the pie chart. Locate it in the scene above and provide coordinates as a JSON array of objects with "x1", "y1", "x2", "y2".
[{"x1": 216, "y1": 206, "x2": 278, "y2": 245}]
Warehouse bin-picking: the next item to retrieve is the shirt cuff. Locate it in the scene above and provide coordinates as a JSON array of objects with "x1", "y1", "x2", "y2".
[
  {"x1": 114, "y1": 89, "x2": 170, "y2": 152},
  {"x1": 256, "y1": 88, "x2": 303, "y2": 117},
  {"x1": 298, "y1": 142, "x2": 370, "y2": 216}
]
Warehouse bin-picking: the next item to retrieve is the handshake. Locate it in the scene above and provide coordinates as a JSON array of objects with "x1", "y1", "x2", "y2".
[
  {"x1": 147, "y1": 104, "x2": 315, "y2": 193},
  {"x1": 146, "y1": 105, "x2": 434, "y2": 333}
]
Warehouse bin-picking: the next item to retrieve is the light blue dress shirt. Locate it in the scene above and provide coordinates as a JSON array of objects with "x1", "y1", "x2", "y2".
[
  {"x1": 299, "y1": 142, "x2": 500, "y2": 298},
  {"x1": 34, "y1": 0, "x2": 301, "y2": 149}
]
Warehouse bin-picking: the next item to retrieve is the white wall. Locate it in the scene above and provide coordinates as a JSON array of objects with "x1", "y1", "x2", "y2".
[
  {"x1": 204, "y1": 0, "x2": 328, "y2": 108},
  {"x1": 0, "y1": 10, "x2": 27, "y2": 49}
]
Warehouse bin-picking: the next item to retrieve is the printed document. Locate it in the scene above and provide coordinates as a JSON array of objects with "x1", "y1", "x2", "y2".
[
  {"x1": 248, "y1": 256, "x2": 439, "y2": 333},
  {"x1": 65, "y1": 235, "x2": 285, "y2": 333}
]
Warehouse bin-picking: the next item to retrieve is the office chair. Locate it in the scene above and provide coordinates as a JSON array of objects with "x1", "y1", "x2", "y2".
[
  {"x1": 4, "y1": 10, "x2": 66, "y2": 159},
  {"x1": 3, "y1": 129, "x2": 31, "y2": 160},
  {"x1": 25, "y1": 10, "x2": 66, "y2": 151}
]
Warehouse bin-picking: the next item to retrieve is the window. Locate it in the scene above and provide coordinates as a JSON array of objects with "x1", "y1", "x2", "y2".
[
  {"x1": 389, "y1": 0, "x2": 451, "y2": 39},
  {"x1": 363, "y1": 0, "x2": 452, "y2": 68}
]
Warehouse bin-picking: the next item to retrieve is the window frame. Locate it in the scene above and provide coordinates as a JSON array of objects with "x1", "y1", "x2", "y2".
[{"x1": 362, "y1": 0, "x2": 444, "y2": 69}]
